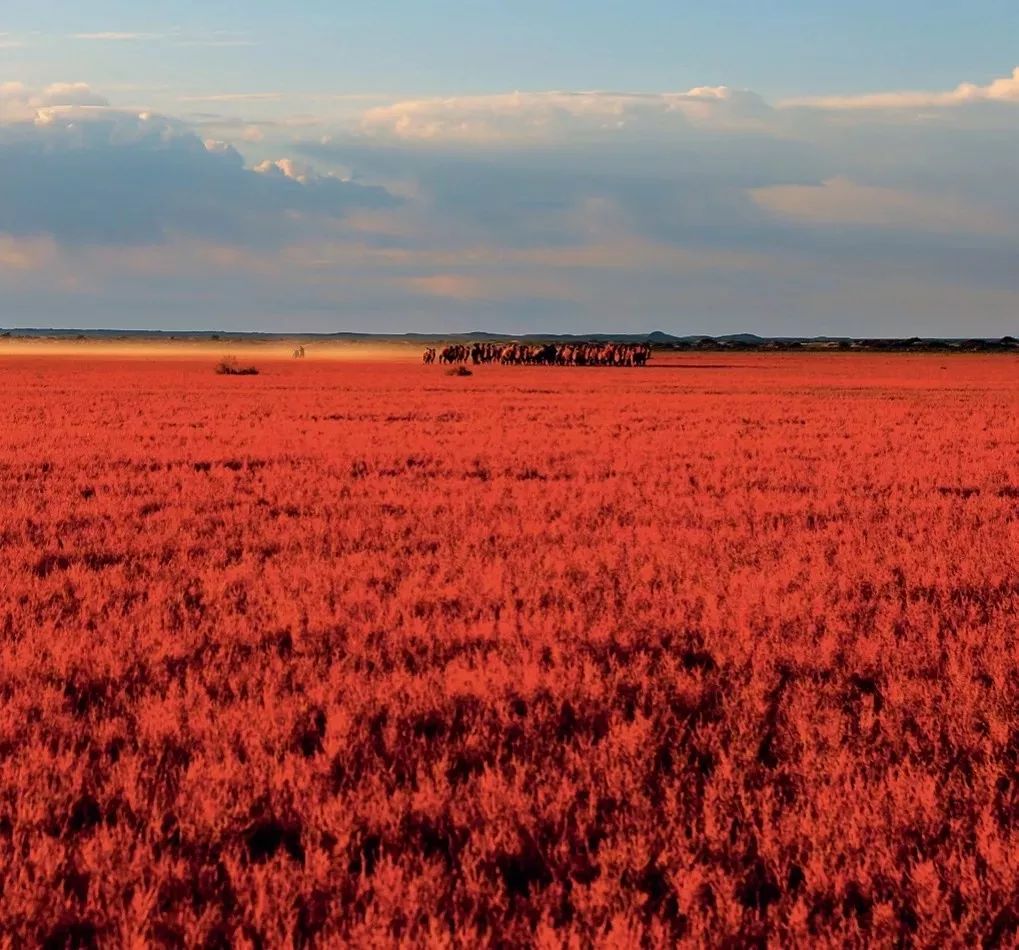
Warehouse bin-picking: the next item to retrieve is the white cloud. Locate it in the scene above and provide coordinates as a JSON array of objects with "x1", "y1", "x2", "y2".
[
  {"x1": 0, "y1": 81, "x2": 110, "y2": 121},
  {"x1": 359, "y1": 86, "x2": 770, "y2": 143},
  {"x1": 254, "y1": 158, "x2": 316, "y2": 182},
  {"x1": 784, "y1": 66, "x2": 1019, "y2": 110},
  {"x1": 355, "y1": 68, "x2": 1019, "y2": 147}
]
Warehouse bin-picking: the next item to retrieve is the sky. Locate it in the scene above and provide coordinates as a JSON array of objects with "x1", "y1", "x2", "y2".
[{"x1": 0, "y1": 2, "x2": 1017, "y2": 335}]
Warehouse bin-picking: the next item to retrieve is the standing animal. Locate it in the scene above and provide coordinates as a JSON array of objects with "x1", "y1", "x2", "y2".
[
  {"x1": 422, "y1": 341, "x2": 652, "y2": 367},
  {"x1": 439, "y1": 344, "x2": 469, "y2": 364}
]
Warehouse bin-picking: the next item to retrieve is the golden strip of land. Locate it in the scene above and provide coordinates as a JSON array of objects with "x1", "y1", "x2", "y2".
[{"x1": 0, "y1": 338, "x2": 422, "y2": 361}]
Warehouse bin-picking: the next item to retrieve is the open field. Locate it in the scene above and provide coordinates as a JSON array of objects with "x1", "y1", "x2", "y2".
[
  {"x1": 2, "y1": 353, "x2": 1019, "y2": 945},
  {"x1": 0, "y1": 337, "x2": 423, "y2": 362}
]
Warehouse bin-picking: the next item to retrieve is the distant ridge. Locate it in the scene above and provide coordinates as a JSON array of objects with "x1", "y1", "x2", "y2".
[{"x1": 1, "y1": 327, "x2": 1017, "y2": 353}]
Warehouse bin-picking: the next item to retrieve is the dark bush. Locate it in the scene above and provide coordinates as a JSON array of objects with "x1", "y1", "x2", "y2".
[{"x1": 215, "y1": 357, "x2": 259, "y2": 376}]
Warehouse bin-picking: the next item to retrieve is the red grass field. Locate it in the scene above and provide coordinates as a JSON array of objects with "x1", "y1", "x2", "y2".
[{"x1": 2, "y1": 352, "x2": 1018, "y2": 946}]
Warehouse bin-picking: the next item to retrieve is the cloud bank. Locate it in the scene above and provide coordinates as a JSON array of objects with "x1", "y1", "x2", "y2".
[
  {"x1": 0, "y1": 84, "x2": 396, "y2": 247},
  {"x1": 0, "y1": 69, "x2": 1016, "y2": 335},
  {"x1": 358, "y1": 86, "x2": 772, "y2": 143}
]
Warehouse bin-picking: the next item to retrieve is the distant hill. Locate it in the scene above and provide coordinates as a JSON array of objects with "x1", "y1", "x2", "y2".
[{"x1": 1, "y1": 327, "x2": 1017, "y2": 353}]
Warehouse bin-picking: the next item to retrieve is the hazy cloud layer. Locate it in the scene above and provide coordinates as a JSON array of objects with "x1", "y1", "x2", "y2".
[
  {"x1": 784, "y1": 67, "x2": 1019, "y2": 109},
  {"x1": 0, "y1": 29, "x2": 256, "y2": 51},
  {"x1": 0, "y1": 70, "x2": 1017, "y2": 334},
  {"x1": 358, "y1": 86, "x2": 773, "y2": 143}
]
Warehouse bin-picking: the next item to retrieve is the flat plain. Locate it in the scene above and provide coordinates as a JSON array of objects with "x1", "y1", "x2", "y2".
[{"x1": 1, "y1": 352, "x2": 1018, "y2": 946}]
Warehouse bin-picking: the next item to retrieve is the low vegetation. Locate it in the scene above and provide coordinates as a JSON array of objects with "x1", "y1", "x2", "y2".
[
  {"x1": 0, "y1": 354, "x2": 1017, "y2": 944},
  {"x1": 215, "y1": 356, "x2": 259, "y2": 376}
]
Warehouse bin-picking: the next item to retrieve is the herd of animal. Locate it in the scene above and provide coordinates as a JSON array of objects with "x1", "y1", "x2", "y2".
[{"x1": 422, "y1": 341, "x2": 653, "y2": 367}]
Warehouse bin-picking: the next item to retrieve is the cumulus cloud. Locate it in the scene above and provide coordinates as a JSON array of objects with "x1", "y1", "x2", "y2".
[
  {"x1": 0, "y1": 70, "x2": 1017, "y2": 334},
  {"x1": 294, "y1": 66, "x2": 1019, "y2": 334},
  {"x1": 355, "y1": 68, "x2": 1019, "y2": 150},
  {"x1": 0, "y1": 85, "x2": 397, "y2": 246},
  {"x1": 308, "y1": 65, "x2": 1019, "y2": 253},
  {"x1": 0, "y1": 82, "x2": 111, "y2": 121},
  {"x1": 254, "y1": 158, "x2": 316, "y2": 182}
]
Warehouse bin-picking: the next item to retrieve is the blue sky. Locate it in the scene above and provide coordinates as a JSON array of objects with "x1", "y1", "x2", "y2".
[
  {"x1": 0, "y1": 2, "x2": 1017, "y2": 333},
  {"x1": 4, "y1": 1, "x2": 1017, "y2": 97}
]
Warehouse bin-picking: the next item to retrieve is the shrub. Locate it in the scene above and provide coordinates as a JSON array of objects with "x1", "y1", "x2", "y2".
[
  {"x1": 215, "y1": 356, "x2": 259, "y2": 376},
  {"x1": 445, "y1": 366, "x2": 473, "y2": 377}
]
